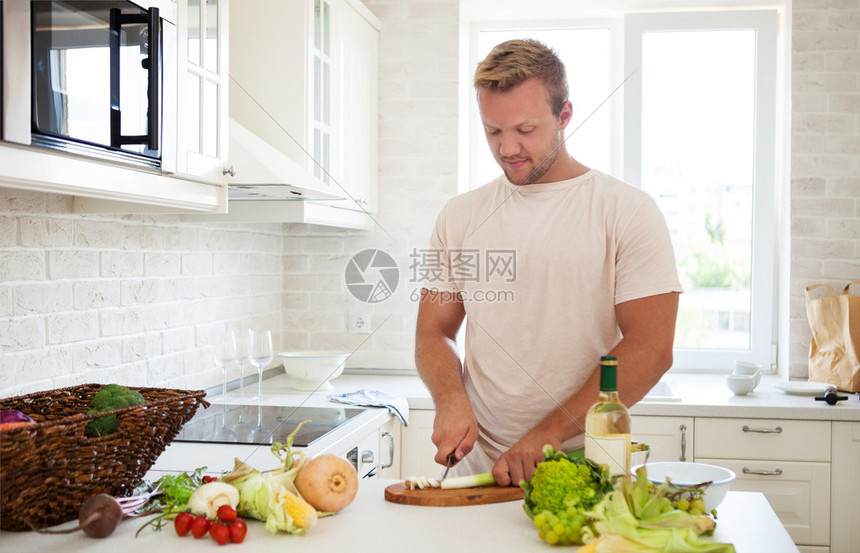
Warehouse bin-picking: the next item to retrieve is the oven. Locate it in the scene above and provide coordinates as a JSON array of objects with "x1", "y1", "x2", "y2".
[{"x1": 1, "y1": 0, "x2": 176, "y2": 171}]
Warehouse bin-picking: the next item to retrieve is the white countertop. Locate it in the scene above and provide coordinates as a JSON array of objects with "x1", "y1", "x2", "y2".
[
  {"x1": 305, "y1": 370, "x2": 860, "y2": 421},
  {"x1": 0, "y1": 480, "x2": 798, "y2": 553},
  {"x1": 629, "y1": 373, "x2": 860, "y2": 421}
]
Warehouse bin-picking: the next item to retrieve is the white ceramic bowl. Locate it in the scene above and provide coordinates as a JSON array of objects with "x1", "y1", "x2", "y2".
[
  {"x1": 726, "y1": 373, "x2": 756, "y2": 396},
  {"x1": 733, "y1": 360, "x2": 762, "y2": 389},
  {"x1": 633, "y1": 461, "x2": 736, "y2": 513},
  {"x1": 278, "y1": 351, "x2": 350, "y2": 391}
]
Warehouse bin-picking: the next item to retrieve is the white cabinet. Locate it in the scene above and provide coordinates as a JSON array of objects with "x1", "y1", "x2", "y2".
[
  {"x1": 632, "y1": 415, "x2": 693, "y2": 463},
  {"x1": 377, "y1": 417, "x2": 402, "y2": 479},
  {"x1": 695, "y1": 418, "x2": 831, "y2": 549},
  {"x1": 228, "y1": 0, "x2": 312, "y2": 177},
  {"x1": 335, "y1": 415, "x2": 401, "y2": 479},
  {"x1": 400, "y1": 409, "x2": 440, "y2": 479},
  {"x1": 225, "y1": 0, "x2": 379, "y2": 229},
  {"x1": 329, "y1": 0, "x2": 379, "y2": 215},
  {"x1": 831, "y1": 422, "x2": 860, "y2": 553},
  {"x1": 176, "y1": 0, "x2": 230, "y2": 182}
]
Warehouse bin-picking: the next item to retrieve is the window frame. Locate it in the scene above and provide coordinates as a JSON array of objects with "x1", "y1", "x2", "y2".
[
  {"x1": 623, "y1": 10, "x2": 778, "y2": 371},
  {"x1": 463, "y1": 8, "x2": 781, "y2": 372}
]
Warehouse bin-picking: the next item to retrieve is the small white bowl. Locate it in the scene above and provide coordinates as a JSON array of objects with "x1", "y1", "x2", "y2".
[
  {"x1": 633, "y1": 461, "x2": 736, "y2": 513},
  {"x1": 733, "y1": 360, "x2": 762, "y2": 389},
  {"x1": 278, "y1": 351, "x2": 350, "y2": 391},
  {"x1": 726, "y1": 373, "x2": 756, "y2": 396}
]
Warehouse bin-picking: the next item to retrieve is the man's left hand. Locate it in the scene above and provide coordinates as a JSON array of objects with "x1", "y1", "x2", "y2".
[{"x1": 492, "y1": 432, "x2": 561, "y2": 486}]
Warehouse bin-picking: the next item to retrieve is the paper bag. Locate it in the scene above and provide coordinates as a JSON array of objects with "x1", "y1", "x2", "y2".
[{"x1": 805, "y1": 281, "x2": 860, "y2": 392}]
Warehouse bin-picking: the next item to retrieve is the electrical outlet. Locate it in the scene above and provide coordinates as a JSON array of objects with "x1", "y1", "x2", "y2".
[{"x1": 349, "y1": 312, "x2": 371, "y2": 334}]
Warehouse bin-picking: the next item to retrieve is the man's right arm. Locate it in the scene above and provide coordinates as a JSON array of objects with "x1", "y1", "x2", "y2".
[{"x1": 414, "y1": 288, "x2": 477, "y2": 466}]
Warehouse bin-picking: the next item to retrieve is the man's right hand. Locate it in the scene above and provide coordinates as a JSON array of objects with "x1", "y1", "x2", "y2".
[{"x1": 431, "y1": 393, "x2": 479, "y2": 466}]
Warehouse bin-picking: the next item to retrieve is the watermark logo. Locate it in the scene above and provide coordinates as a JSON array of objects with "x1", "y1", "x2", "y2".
[
  {"x1": 407, "y1": 248, "x2": 517, "y2": 303},
  {"x1": 409, "y1": 248, "x2": 517, "y2": 284},
  {"x1": 345, "y1": 249, "x2": 399, "y2": 303}
]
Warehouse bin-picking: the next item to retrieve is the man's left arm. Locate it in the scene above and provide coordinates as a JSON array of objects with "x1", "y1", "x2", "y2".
[
  {"x1": 611, "y1": 291, "x2": 679, "y2": 404},
  {"x1": 491, "y1": 291, "x2": 679, "y2": 486}
]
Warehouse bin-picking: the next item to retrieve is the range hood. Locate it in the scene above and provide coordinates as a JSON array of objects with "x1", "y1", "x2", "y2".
[{"x1": 226, "y1": 119, "x2": 345, "y2": 202}]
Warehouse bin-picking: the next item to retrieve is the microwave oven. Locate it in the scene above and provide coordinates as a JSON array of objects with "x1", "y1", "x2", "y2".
[{"x1": 1, "y1": 0, "x2": 176, "y2": 171}]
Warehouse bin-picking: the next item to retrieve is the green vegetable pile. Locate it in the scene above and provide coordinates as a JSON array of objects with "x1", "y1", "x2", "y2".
[
  {"x1": 84, "y1": 384, "x2": 146, "y2": 437},
  {"x1": 522, "y1": 446, "x2": 736, "y2": 551},
  {"x1": 521, "y1": 445, "x2": 614, "y2": 545},
  {"x1": 578, "y1": 465, "x2": 735, "y2": 552}
]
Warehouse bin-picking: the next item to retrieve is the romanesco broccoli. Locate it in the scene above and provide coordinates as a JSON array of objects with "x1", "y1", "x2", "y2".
[
  {"x1": 84, "y1": 384, "x2": 146, "y2": 437},
  {"x1": 521, "y1": 444, "x2": 613, "y2": 519}
]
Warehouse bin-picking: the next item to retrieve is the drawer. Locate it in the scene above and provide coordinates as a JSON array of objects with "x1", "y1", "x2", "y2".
[
  {"x1": 695, "y1": 418, "x2": 830, "y2": 462},
  {"x1": 697, "y1": 458, "x2": 830, "y2": 547},
  {"x1": 632, "y1": 415, "x2": 694, "y2": 462}
]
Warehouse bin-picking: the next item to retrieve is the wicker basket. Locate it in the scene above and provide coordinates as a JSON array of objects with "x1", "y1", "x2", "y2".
[{"x1": 0, "y1": 384, "x2": 208, "y2": 531}]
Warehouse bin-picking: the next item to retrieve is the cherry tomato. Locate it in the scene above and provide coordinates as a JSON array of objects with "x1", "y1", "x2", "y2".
[
  {"x1": 209, "y1": 522, "x2": 230, "y2": 545},
  {"x1": 202, "y1": 475, "x2": 218, "y2": 484},
  {"x1": 190, "y1": 515, "x2": 211, "y2": 538},
  {"x1": 216, "y1": 504, "x2": 238, "y2": 524},
  {"x1": 229, "y1": 518, "x2": 248, "y2": 544},
  {"x1": 173, "y1": 512, "x2": 194, "y2": 537}
]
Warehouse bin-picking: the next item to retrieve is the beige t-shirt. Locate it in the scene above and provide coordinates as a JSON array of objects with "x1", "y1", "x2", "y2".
[{"x1": 424, "y1": 169, "x2": 683, "y2": 476}]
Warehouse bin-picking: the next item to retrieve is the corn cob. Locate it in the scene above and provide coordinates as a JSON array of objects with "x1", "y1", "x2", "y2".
[{"x1": 275, "y1": 489, "x2": 318, "y2": 529}]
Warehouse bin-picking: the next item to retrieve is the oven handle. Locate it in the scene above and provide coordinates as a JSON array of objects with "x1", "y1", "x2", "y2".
[{"x1": 109, "y1": 7, "x2": 160, "y2": 151}]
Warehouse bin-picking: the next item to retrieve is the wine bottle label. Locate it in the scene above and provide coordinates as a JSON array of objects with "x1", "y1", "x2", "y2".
[{"x1": 585, "y1": 433, "x2": 630, "y2": 477}]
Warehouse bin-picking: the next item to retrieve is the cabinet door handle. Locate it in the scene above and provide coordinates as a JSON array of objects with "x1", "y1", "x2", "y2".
[
  {"x1": 381, "y1": 431, "x2": 395, "y2": 469},
  {"x1": 742, "y1": 425, "x2": 782, "y2": 434},
  {"x1": 361, "y1": 450, "x2": 375, "y2": 464},
  {"x1": 222, "y1": 166, "x2": 236, "y2": 177},
  {"x1": 743, "y1": 466, "x2": 783, "y2": 476},
  {"x1": 347, "y1": 446, "x2": 359, "y2": 473},
  {"x1": 679, "y1": 424, "x2": 687, "y2": 462}
]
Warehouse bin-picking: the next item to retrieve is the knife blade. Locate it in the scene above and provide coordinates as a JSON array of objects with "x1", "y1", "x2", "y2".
[{"x1": 439, "y1": 454, "x2": 455, "y2": 483}]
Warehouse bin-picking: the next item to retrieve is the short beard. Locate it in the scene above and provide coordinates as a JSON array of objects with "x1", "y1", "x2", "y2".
[{"x1": 507, "y1": 141, "x2": 562, "y2": 185}]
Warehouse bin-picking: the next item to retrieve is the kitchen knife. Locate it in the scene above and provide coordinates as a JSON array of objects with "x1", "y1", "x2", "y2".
[{"x1": 439, "y1": 454, "x2": 455, "y2": 483}]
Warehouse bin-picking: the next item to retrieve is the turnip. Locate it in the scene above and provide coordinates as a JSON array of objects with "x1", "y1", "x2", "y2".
[{"x1": 294, "y1": 454, "x2": 358, "y2": 513}]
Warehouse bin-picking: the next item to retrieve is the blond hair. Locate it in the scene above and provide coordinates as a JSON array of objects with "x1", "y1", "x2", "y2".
[{"x1": 473, "y1": 39, "x2": 569, "y2": 116}]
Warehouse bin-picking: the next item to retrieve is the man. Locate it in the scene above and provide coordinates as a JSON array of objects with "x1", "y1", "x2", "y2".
[{"x1": 415, "y1": 39, "x2": 682, "y2": 487}]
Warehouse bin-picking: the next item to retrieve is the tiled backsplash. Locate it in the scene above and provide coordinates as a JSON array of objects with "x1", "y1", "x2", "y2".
[{"x1": 0, "y1": 188, "x2": 286, "y2": 396}]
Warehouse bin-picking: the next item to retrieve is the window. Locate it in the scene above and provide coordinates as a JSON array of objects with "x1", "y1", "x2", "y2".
[{"x1": 465, "y1": 8, "x2": 780, "y2": 371}]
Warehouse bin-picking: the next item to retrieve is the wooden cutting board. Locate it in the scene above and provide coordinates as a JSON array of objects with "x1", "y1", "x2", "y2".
[{"x1": 384, "y1": 483, "x2": 524, "y2": 506}]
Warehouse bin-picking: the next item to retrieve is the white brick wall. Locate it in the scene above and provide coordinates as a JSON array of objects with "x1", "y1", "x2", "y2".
[
  {"x1": 0, "y1": 187, "x2": 284, "y2": 397},
  {"x1": 789, "y1": 0, "x2": 860, "y2": 377}
]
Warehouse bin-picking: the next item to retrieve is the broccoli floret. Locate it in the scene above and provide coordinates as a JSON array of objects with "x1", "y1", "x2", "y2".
[
  {"x1": 521, "y1": 445, "x2": 613, "y2": 519},
  {"x1": 84, "y1": 384, "x2": 146, "y2": 437}
]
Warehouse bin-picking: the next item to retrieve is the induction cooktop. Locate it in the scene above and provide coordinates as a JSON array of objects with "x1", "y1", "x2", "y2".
[{"x1": 174, "y1": 405, "x2": 364, "y2": 447}]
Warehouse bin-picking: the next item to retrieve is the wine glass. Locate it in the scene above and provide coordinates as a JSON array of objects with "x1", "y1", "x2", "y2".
[
  {"x1": 246, "y1": 404, "x2": 272, "y2": 445},
  {"x1": 212, "y1": 331, "x2": 238, "y2": 401},
  {"x1": 212, "y1": 403, "x2": 239, "y2": 442},
  {"x1": 230, "y1": 334, "x2": 254, "y2": 437},
  {"x1": 247, "y1": 329, "x2": 273, "y2": 402}
]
